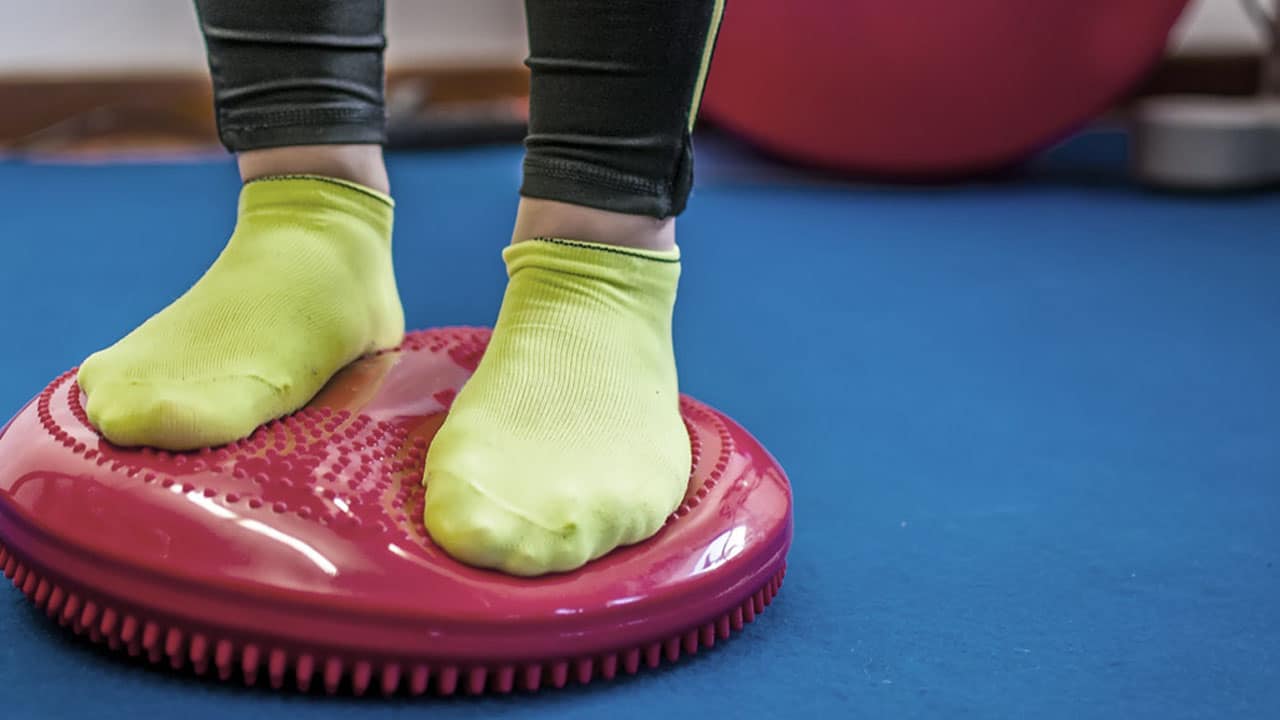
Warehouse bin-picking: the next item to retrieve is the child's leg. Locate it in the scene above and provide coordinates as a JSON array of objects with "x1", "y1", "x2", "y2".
[
  {"x1": 424, "y1": 0, "x2": 726, "y2": 575},
  {"x1": 77, "y1": 0, "x2": 403, "y2": 450}
]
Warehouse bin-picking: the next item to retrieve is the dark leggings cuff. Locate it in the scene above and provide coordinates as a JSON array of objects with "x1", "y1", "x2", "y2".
[
  {"x1": 519, "y1": 156, "x2": 689, "y2": 219},
  {"x1": 217, "y1": 108, "x2": 386, "y2": 152}
]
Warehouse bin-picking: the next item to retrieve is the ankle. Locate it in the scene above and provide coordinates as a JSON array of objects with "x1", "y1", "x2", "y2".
[
  {"x1": 511, "y1": 197, "x2": 675, "y2": 252},
  {"x1": 238, "y1": 144, "x2": 390, "y2": 195}
]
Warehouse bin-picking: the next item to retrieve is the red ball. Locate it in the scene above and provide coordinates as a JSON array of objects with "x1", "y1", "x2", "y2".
[{"x1": 701, "y1": 1, "x2": 1189, "y2": 177}]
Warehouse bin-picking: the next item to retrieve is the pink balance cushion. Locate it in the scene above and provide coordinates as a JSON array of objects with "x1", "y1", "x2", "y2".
[
  {"x1": 701, "y1": 0, "x2": 1189, "y2": 177},
  {"x1": 0, "y1": 327, "x2": 792, "y2": 696}
]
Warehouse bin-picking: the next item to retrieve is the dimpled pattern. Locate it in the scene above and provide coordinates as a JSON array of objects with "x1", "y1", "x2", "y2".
[
  {"x1": 35, "y1": 329, "x2": 725, "y2": 544},
  {"x1": 0, "y1": 328, "x2": 790, "y2": 696},
  {"x1": 34, "y1": 328, "x2": 731, "y2": 544}
]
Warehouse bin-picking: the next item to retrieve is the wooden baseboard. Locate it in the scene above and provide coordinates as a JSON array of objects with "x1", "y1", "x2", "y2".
[
  {"x1": 0, "y1": 66, "x2": 530, "y2": 154},
  {"x1": 1132, "y1": 53, "x2": 1263, "y2": 99},
  {"x1": 0, "y1": 54, "x2": 1262, "y2": 155}
]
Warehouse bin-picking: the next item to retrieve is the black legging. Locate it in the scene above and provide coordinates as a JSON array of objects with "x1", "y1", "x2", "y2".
[{"x1": 194, "y1": 0, "x2": 725, "y2": 219}]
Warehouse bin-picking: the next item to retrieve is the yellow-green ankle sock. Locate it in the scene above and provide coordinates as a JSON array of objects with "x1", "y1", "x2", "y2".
[
  {"x1": 78, "y1": 175, "x2": 404, "y2": 450},
  {"x1": 424, "y1": 238, "x2": 689, "y2": 576}
]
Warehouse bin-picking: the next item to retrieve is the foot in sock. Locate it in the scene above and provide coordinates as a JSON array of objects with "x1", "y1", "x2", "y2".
[
  {"x1": 423, "y1": 238, "x2": 690, "y2": 576},
  {"x1": 77, "y1": 176, "x2": 404, "y2": 450}
]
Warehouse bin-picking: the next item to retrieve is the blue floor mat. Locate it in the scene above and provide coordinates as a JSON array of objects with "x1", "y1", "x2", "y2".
[{"x1": 0, "y1": 143, "x2": 1277, "y2": 719}]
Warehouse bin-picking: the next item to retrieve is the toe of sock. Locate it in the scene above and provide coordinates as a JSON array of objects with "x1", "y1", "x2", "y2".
[
  {"x1": 422, "y1": 426, "x2": 691, "y2": 576},
  {"x1": 423, "y1": 459, "x2": 595, "y2": 576},
  {"x1": 83, "y1": 376, "x2": 281, "y2": 450}
]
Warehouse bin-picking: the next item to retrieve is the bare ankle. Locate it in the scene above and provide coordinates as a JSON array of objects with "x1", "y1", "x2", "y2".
[
  {"x1": 238, "y1": 144, "x2": 390, "y2": 195},
  {"x1": 511, "y1": 197, "x2": 675, "y2": 251}
]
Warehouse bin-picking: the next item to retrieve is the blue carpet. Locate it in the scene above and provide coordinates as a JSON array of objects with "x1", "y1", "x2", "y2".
[{"x1": 1, "y1": 144, "x2": 1278, "y2": 719}]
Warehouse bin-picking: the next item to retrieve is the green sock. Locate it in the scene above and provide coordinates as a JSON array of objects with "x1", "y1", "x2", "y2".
[
  {"x1": 424, "y1": 238, "x2": 689, "y2": 576},
  {"x1": 78, "y1": 175, "x2": 404, "y2": 450}
]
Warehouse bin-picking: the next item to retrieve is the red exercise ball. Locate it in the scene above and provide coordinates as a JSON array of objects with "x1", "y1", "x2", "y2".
[{"x1": 700, "y1": 1, "x2": 1189, "y2": 177}]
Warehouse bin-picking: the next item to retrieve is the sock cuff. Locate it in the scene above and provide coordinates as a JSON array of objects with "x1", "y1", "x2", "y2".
[
  {"x1": 516, "y1": 237, "x2": 679, "y2": 263},
  {"x1": 240, "y1": 175, "x2": 394, "y2": 238},
  {"x1": 244, "y1": 174, "x2": 393, "y2": 206},
  {"x1": 503, "y1": 238, "x2": 681, "y2": 294}
]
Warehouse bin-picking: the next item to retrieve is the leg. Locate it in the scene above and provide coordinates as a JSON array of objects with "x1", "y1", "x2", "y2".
[
  {"x1": 77, "y1": 0, "x2": 403, "y2": 450},
  {"x1": 199, "y1": 0, "x2": 391, "y2": 191},
  {"x1": 424, "y1": 0, "x2": 726, "y2": 575}
]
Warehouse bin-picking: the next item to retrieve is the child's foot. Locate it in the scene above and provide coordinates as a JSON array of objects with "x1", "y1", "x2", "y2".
[
  {"x1": 77, "y1": 176, "x2": 403, "y2": 450},
  {"x1": 423, "y1": 238, "x2": 689, "y2": 576}
]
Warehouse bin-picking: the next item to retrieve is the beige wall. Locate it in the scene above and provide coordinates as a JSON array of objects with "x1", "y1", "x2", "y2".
[
  {"x1": 0, "y1": 0, "x2": 528, "y2": 74},
  {"x1": 0, "y1": 0, "x2": 1270, "y2": 76}
]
